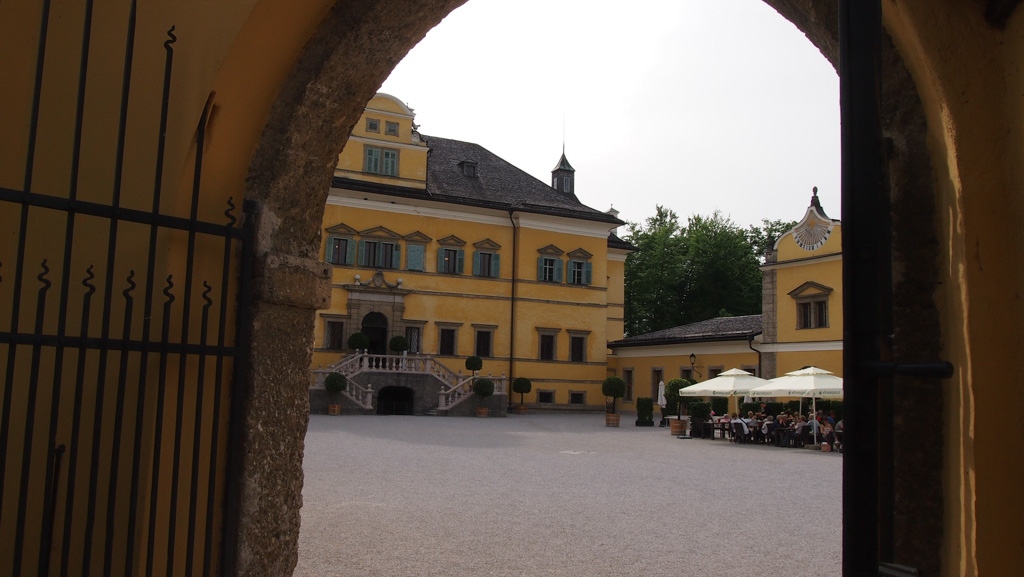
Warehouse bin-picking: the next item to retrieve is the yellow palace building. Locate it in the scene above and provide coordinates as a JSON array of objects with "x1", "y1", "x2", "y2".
[
  {"x1": 309, "y1": 94, "x2": 631, "y2": 415},
  {"x1": 608, "y1": 190, "x2": 843, "y2": 413}
]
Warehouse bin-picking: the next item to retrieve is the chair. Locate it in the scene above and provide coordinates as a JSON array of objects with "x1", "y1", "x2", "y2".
[{"x1": 731, "y1": 422, "x2": 750, "y2": 444}]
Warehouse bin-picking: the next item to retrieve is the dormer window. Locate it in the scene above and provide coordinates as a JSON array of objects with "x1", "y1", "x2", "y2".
[{"x1": 460, "y1": 161, "x2": 478, "y2": 178}]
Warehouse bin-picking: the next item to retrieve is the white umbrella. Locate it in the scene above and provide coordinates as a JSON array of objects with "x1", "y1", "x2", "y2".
[
  {"x1": 748, "y1": 366, "x2": 843, "y2": 443},
  {"x1": 678, "y1": 368, "x2": 769, "y2": 398},
  {"x1": 657, "y1": 381, "x2": 667, "y2": 408}
]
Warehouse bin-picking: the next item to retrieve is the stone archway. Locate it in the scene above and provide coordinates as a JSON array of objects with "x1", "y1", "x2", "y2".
[
  {"x1": 376, "y1": 386, "x2": 415, "y2": 415},
  {"x1": 237, "y1": 2, "x2": 947, "y2": 575}
]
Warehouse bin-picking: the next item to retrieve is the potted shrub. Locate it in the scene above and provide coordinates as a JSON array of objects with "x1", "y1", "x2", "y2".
[
  {"x1": 473, "y1": 378, "x2": 494, "y2": 417},
  {"x1": 465, "y1": 355, "x2": 483, "y2": 376},
  {"x1": 602, "y1": 376, "x2": 626, "y2": 427},
  {"x1": 512, "y1": 377, "x2": 532, "y2": 414},
  {"x1": 323, "y1": 372, "x2": 347, "y2": 415},
  {"x1": 664, "y1": 378, "x2": 690, "y2": 434},
  {"x1": 389, "y1": 335, "x2": 408, "y2": 353},
  {"x1": 635, "y1": 397, "x2": 655, "y2": 426},
  {"x1": 347, "y1": 332, "x2": 369, "y2": 351},
  {"x1": 687, "y1": 401, "x2": 712, "y2": 438}
]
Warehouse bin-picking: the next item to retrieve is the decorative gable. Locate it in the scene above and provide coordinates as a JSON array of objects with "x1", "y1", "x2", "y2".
[
  {"x1": 787, "y1": 281, "x2": 834, "y2": 298},
  {"x1": 325, "y1": 222, "x2": 358, "y2": 235},
  {"x1": 403, "y1": 231, "x2": 433, "y2": 243},
  {"x1": 567, "y1": 248, "x2": 593, "y2": 260},
  {"x1": 473, "y1": 238, "x2": 502, "y2": 250},
  {"x1": 537, "y1": 244, "x2": 564, "y2": 256},
  {"x1": 438, "y1": 235, "x2": 466, "y2": 246},
  {"x1": 359, "y1": 226, "x2": 402, "y2": 239}
]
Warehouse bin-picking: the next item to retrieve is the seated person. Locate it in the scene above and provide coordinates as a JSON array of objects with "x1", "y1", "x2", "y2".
[
  {"x1": 820, "y1": 419, "x2": 835, "y2": 445},
  {"x1": 730, "y1": 413, "x2": 750, "y2": 440}
]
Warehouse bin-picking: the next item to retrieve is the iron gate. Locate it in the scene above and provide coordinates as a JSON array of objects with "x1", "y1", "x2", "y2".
[{"x1": 1, "y1": 1, "x2": 252, "y2": 575}]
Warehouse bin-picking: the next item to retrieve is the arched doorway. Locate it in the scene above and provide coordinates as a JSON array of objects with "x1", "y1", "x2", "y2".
[
  {"x1": 376, "y1": 386, "x2": 415, "y2": 415},
  {"x1": 361, "y1": 312, "x2": 389, "y2": 354}
]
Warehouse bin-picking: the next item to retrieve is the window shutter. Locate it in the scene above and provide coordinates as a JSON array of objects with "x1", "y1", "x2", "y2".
[
  {"x1": 358, "y1": 240, "x2": 367, "y2": 266},
  {"x1": 537, "y1": 257, "x2": 544, "y2": 280},
  {"x1": 437, "y1": 248, "x2": 446, "y2": 272},
  {"x1": 325, "y1": 236, "x2": 336, "y2": 263},
  {"x1": 456, "y1": 249, "x2": 465, "y2": 274},
  {"x1": 554, "y1": 259, "x2": 563, "y2": 282},
  {"x1": 346, "y1": 239, "x2": 357, "y2": 265},
  {"x1": 584, "y1": 262, "x2": 593, "y2": 285},
  {"x1": 392, "y1": 244, "x2": 401, "y2": 269},
  {"x1": 491, "y1": 253, "x2": 501, "y2": 277},
  {"x1": 407, "y1": 245, "x2": 424, "y2": 271},
  {"x1": 472, "y1": 251, "x2": 481, "y2": 276}
]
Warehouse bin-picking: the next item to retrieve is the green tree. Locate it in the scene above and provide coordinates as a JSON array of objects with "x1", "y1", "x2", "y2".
[
  {"x1": 622, "y1": 206, "x2": 686, "y2": 336},
  {"x1": 746, "y1": 218, "x2": 797, "y2": 263},
  {"x1": 676, "y1": 211, "x2": 762, "y2": 323}
]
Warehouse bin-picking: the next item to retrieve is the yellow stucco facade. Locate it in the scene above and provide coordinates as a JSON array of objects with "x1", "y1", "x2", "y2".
[{"x1": 311, "y1": 94, "x2": 628, "y2": 409}]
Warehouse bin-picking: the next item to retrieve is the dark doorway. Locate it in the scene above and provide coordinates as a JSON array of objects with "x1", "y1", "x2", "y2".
[
  {"x1": 362, "y1": 311, "x2": 388, "y2": 354},
  {"x1": 377, "y1": 386, "x2": 415, "y2": 415}
]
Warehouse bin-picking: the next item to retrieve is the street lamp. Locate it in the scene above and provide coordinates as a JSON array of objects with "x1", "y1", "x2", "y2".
[{"x1": 689, "y1": 353, "x2": 701, "y2": 380}]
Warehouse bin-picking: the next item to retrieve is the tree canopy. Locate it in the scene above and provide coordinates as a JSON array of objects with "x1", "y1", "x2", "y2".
[{"x1": 622, "y1": 207, "x2": 795, "y2": 336}]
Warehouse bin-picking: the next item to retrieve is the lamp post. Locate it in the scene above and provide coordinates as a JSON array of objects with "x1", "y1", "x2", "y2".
[{"x1": 689, "y1": 353, "x2": 701, "y2": 380}]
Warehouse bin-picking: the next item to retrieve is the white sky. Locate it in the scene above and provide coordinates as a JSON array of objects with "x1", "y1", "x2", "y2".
[{"x1": 379, "y1": 0, "x2": 840, "y2": 230}]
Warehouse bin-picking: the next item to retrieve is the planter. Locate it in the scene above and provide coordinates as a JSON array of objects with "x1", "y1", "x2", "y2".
[
  {"x1": 669, "y1": 418, "x2": 688, "y2": 436},
  {"x1": 605, "y1": 413, "x2": 620, "y2": 427},
  {"x1": 635, "y1": 419, "x2": 655, "y2": 427},
  {"x1": 476, "y1": 407, "x2": 489, "y2": 418},
  {"x1": 328, "y1": 404, "x2": 341, "y2": 415},
  {"x1": 514, "y1": 405, "x2": 528, "y2": 415}
]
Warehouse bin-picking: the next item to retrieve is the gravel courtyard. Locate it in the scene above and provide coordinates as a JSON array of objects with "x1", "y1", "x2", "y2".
[{"x1": 296, "y1": 414, "x2": 841, "y2": 577}]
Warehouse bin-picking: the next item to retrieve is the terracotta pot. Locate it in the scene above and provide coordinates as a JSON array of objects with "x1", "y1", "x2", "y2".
[
  {"x1": 328, "y1": 404, "x2": 341, "y2": 415},
  {"x1": 476, "y1": 407, "x2": 489, "y2": 418},
  {"x1": 605, "y1": 413, "x2": 620, "y2": 427},
  {"x1": 515, "y1": 405, "x2": 528, "y2": 415}
]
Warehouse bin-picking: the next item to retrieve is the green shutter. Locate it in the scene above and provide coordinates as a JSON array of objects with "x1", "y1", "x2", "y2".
[
  {"x1": 358, "y1": 240, "x2": 367, "y2": 266},
  {"x1": 437, "y1": 248, "x2": 446, "y2": 272},
  {"x1": 391, "y1": 244, "x2": 401, "y2": 269},
  {"x1": 537, "y1": 257, "x2": 544, "y2": 280},
  {"x1": 325, "y1": 236, "x2": 336, "y2": 263},
  {"x1": 346, "y1": 239, "x2": 357, "y2": 265},
  {"x1": 407, "y1": 245, "x2": 424, "y2": 271},
  {"x1": 456, "y1": 249, "x2": 465, "y2": 274},
  {"x1": 554, "y1": 259, "x2": 563, "y2": 282},
  {"x1": 364, "y1": 146, "x2": 380, "y2": 173},
  {"x1": 584, "y1": 262, "x2": 593, "y2": 285},
  {"x1": 491, "y1": 253, "x2": 501, "y2": 277},
  {"x1": 472, "y1": 251, "x2": 481, "y2": 275}
]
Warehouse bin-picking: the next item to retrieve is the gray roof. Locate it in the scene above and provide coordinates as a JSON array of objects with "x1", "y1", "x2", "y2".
[
  {"x1": 332, "y1": 136, "x2": 622, "y2": 226},
  {"x1": 609, "y1": 315, "x2": 763, "y2": 348}
]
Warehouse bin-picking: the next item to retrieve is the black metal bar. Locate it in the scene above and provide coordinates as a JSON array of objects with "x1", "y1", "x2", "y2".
[
  {"x1": 14, "y1": 261, "x2": 53, "y2": 574},
  {"x1": 0, "y1": 0, "x2": 52, "y2": 534},
  {"x1": 205, "y1": 198, "x2": 239, "y2": 576},
  {"x1": 220, "y1": 200, "x2": 257, "y2": 577},
  {"x1": 840, "y1": 1, "x2": 886, "y2": 576},
  {"x1": 862, "y1": 361, "x2": 954, "y2": 378},
  {"x1": 0, "y1": 331, "x2": 239, "y2": 356},
  {"x1": 61, "y1": 267, "x2": 97, "y2": 577},
  {"x1": 182, "y1": 96, "x2": 213, "y2": 577},
  {"x1": 146, "y1": 276, "x2": 176, "y2": 577},
  {"x1": 0, "y1": 188, "x2": 249, "y2": 239},
  {"x1": 40, "y1": 443, "x2": 67, "y2": 577},
  {"x1": 186, "y1": 283, "x2": 213, "y2": 577},
  {"x1": 40, "y1": 3, "x2": 96, "y2": 572},
  {"x1": 102, "y1": 272, "x2": 136, "y2": 576}
]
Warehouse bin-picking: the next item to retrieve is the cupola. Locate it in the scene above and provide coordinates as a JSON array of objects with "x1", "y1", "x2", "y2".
[{"x1": 551, "y1": 151, "x2": 575, "y2": 195}]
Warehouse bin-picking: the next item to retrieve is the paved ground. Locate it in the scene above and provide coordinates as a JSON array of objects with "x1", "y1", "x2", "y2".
[{"x1": 296, "y1": 414, "x2": 841, "y2": 577}]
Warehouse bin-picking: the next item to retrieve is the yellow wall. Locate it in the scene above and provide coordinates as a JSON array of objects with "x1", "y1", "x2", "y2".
[
  {"x1": 335, "y1": 94, "x2": 429, "y2": 188},
  {"x1": 774, "y1": 222, "x2": 843, "y2": 344}
]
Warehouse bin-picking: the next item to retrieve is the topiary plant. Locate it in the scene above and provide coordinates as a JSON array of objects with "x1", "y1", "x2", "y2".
[
  {"x1": 347, "y1": 332, "x2": 369, "y2": 351},
  {"x1": 465, "y1": 355, "x2": 483, "y2": 374},
  {"x1": 602, "y1": 376, "x2": 626, "y2": 415},
  {"x1": 664, "y1": 378, "x2": 690, "y2": 417},
  {"x1": 323, "y1": 372, "x2": 347, "y2": 393},
  {"x1": 389, "y1": 335, "x2": 408, "y2": 353},
  {"x1": 635, "y1": 397, "x2": 655, "y2": 422},
  {"x1": 512, "y1": 377, "x2": 532, "y2": 406},
  {"x1": 473, "y1": 378, "x2": 495, "y2": 398}
]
